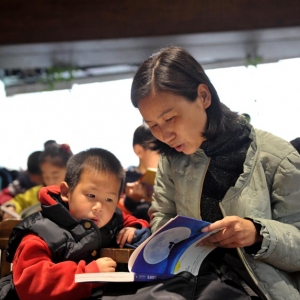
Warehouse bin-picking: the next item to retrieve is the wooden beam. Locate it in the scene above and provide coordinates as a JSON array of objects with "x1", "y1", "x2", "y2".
[{"x1": 1, "y1": 0, "x2": 300, "y2": 45}]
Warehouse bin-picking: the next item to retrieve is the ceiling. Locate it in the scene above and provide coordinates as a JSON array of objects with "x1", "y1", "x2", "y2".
[{"x1": 1, "y1": 0, "x2": 300, "y2": 95}]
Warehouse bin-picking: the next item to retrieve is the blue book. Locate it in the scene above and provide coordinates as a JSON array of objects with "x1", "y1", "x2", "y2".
[{"x1": 75, "y1": 215, "x2": 221, "y2": 283}]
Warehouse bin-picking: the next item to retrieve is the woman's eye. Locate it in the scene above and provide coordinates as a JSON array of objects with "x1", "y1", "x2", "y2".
[
  {"x1": 166, "y1": 117, "x2": 174, "y2": 122},
  {"x1": 105, "y1": 198, "x2": 113, "y2": 203},
  {"x1": 150, "y1": 124, "x2": 158, "y2": 129},
  {"x1": 87, "y1": 194, "x2": 95, "y2": 198}
]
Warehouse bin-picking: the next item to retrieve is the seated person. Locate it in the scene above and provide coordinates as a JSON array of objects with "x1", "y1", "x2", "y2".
[
  {"x1": 122, "y1": 124, "x2": 160, "y2": 222},
  {"x1": 0, "y1": 150, "x2": 43, "y2": 205},
  {"x1": 1, "y1": 143, "x2": 73, "y2": 220},
  {"x1": 5, "y1": 148, "x2": 150, "y2": 300}
]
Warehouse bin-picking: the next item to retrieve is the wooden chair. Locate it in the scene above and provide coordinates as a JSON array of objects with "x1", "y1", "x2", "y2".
[{"x1": 0, "y1": 219, "x2": 21, "y2": 278}]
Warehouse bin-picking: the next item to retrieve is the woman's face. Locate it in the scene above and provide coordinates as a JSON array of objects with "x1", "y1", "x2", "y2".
[{"x1": 137, "y1": 84, "x2": 211, "y2": 155}]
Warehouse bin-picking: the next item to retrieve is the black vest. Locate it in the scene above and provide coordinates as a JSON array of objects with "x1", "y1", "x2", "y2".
[{"x1": 6, "y1": 202, "x2": 124, "y2": 264}]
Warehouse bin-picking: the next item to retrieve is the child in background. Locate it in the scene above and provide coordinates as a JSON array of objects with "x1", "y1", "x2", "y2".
[
  {"x1": 121, "y1": 124, "x2": 160, "y2": 221},
  {"x1": 0, "y1": 150, "x2": 43, "y2": 205},
  {"x1": 6, "y1": 148, "x2": 150, "y2": 300},
  {"x1": 1, "y1": 143, "x2": 73, "y2": 220}
]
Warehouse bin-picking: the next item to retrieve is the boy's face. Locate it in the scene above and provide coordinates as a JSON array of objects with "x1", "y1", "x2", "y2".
[{"x1": 60, "y1": 170, "x2": 120, "y2": 228}]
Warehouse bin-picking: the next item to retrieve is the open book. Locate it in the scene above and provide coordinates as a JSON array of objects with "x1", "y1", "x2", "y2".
[
  {"x1": 75, "y1": 215, "x2": 222, "y2": 283},
  {"x1": 138, "y1": 167, "x2": 157, "y2": 186}
]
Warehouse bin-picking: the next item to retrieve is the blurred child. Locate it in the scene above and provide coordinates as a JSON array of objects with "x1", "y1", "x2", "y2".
[
  {"x1": 0, "y1": 150, "x2": 43, "y2": 205},
  {"x1": 1, "y1": 143, "x2": 73, "y2": 220},
  {"x1": 121, "y1": 124, "x2": 160, "y2": 221},
  {"x1": 5, "y1": 148, "x2": 150, "y2": 300}
]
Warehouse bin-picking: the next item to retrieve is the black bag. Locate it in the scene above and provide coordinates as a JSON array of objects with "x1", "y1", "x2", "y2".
[
  {"x1": 100, "y1": 268, "x2": 257, "y2": 300},
  {"x1": 101, "y1": 271, "x2": 197, "y2": 300},
  {"x1": 0, "y1": 273, "x2": 19, "y2": 300}
]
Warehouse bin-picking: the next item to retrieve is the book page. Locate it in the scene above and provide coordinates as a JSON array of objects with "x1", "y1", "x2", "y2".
[
  {"x1": 169, "y1": 237, "x2": 215, "y2": 275},
  {"x1": 128, "y1": 217, "x2": 176, "y2": 271},
  {"x1": 130, "y1": 215, "x2": 221, "y2": 276}
]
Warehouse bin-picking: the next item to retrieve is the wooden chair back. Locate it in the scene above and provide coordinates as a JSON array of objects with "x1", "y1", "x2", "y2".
[
  {"x1": 100, "y1": 248, "x2": 134, "y2": 263},
  {"x1": 0, "y1": 219, "x2": 21, "y2": 278}
]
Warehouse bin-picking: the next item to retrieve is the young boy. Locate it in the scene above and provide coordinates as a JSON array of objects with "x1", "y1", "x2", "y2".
[{"x1": 6, "y1": 148, "x2": 150, "y2": 300}]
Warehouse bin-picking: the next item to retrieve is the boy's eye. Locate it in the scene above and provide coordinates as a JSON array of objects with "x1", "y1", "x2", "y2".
[
  {"x1": 105, "y1": 198, "x2": 113, "y2": 203},
  {"x1": 87, "y1": 194, "x2": 95, "y2": 198},
  {"x1": 150, "y1": 124, "x2": 158, "y2": 129}
]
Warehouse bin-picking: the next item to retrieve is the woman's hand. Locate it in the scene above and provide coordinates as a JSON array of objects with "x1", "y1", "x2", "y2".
[
  {"x1": 198, "y1": 216, "x2": 262, "y2": 248},
  {"x1": 95, "y1": 257, "x2": 117, "y2": 272}
]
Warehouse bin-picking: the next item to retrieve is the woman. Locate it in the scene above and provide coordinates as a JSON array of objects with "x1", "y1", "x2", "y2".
[{"x1": 130, "y1": 46, "x2": 300, "y2": 300}]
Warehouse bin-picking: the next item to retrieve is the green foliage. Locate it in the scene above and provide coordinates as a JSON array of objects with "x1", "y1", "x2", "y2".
[
  {"x1": 39, "y1": 66, "x2": 76, "y2": 90},
  {"x1": 245, "y1": 55, "x2": 263, "y2": 68}
]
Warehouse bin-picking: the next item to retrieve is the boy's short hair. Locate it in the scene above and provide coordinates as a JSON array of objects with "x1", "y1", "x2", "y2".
[
  {"x1": 133, "y1": 124, "x2": 155, "y2": 149},
  {"x1": 65, "y1": 148, "x2": 125, "y2": 197}
]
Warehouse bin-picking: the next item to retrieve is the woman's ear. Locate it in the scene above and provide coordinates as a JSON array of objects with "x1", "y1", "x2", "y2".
[
  {"x1": 197, "y1": 84, "x2": 211, "y2": 109},
  {"x1": 60, "y1": 182, "x2": 70, "y2": 203}
]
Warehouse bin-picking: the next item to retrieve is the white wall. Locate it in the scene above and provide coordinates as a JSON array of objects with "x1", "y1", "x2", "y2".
[
  {"x1": 206, "y1": 58, "x2": 300, "y2": 141},
  {"x1": 0, "y1": 79, "x2": 143, "y2": 171}
]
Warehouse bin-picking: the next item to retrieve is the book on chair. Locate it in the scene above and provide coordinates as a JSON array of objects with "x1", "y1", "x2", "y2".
[{"x1": 75, "y1": 215, "x2": 222, "y2": 283}]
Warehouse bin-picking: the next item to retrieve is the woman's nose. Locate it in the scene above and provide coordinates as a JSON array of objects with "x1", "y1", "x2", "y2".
[{"x1": 161, "y1": 127, "x2": 175, "y2": 144}]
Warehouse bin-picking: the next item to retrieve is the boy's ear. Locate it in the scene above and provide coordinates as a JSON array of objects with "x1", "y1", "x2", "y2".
[{"x1": 60, "y1": 182, "x2": 70, "y2": 203}]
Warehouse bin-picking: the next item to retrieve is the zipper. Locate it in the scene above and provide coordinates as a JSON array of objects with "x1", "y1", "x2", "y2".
[
  {"x1": 218, "y1": 202, "x2": 270, "y2": 300},
  {"x1": 198, "y1": 157, "x2": 210, "y2": 219}
]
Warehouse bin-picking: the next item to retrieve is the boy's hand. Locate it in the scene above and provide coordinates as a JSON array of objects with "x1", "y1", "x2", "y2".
[
  {"x1": 116, "y1": 227, "x2": 136, "y2": 248},
  {"x1": 95, "y1": 257, "x2": 117, "y2": 272}
]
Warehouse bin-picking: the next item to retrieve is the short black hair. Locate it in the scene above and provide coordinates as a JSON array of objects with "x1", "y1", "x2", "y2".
[
  {"x1": 27, "y1": 151, "x2": 42, "y2": 175},
  {"x1": 133, "y1": 124, "x2": 155, "y2": 149},
  {"x1": 131, "y1": 46, "x2": 238, "y2": 156},
  {"x1": 65, "y1": 148, "x2": 125, "y2": 197},
  {"x1": 44, "y1": 140, "x2": 57, "y2": 148}
]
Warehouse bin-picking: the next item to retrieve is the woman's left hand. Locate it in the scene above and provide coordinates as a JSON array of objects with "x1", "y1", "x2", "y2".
[{"x1": 198, "y1": 216, "x2": 262, "y2": 248}]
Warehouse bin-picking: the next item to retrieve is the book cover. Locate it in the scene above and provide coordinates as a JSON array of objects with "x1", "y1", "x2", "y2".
[
  {"x1": 75, "y1": 215, "x2": 220, "y2": 283},
  {"x1": 138, "y1": 167, "x2": 157, "y2": 186}
]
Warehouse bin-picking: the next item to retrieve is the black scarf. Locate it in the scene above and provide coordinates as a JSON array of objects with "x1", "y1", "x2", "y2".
[{"x1": 200, "y1": 119, "x2": 252, "y2": 222}]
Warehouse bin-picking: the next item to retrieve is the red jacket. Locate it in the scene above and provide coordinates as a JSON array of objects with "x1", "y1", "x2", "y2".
[{"x1": 12, "y1": 185, "x2": 149, "y2": 300}]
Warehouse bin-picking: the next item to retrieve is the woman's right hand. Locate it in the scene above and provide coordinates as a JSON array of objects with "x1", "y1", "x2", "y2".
[{"x1": 95, "y1": 257, "x2": 117, "y2": 272}]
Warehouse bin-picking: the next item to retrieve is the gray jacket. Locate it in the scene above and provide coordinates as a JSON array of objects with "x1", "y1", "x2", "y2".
[{"x1": 149, "y1": 126, "x2": 300, "y2": 300}]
